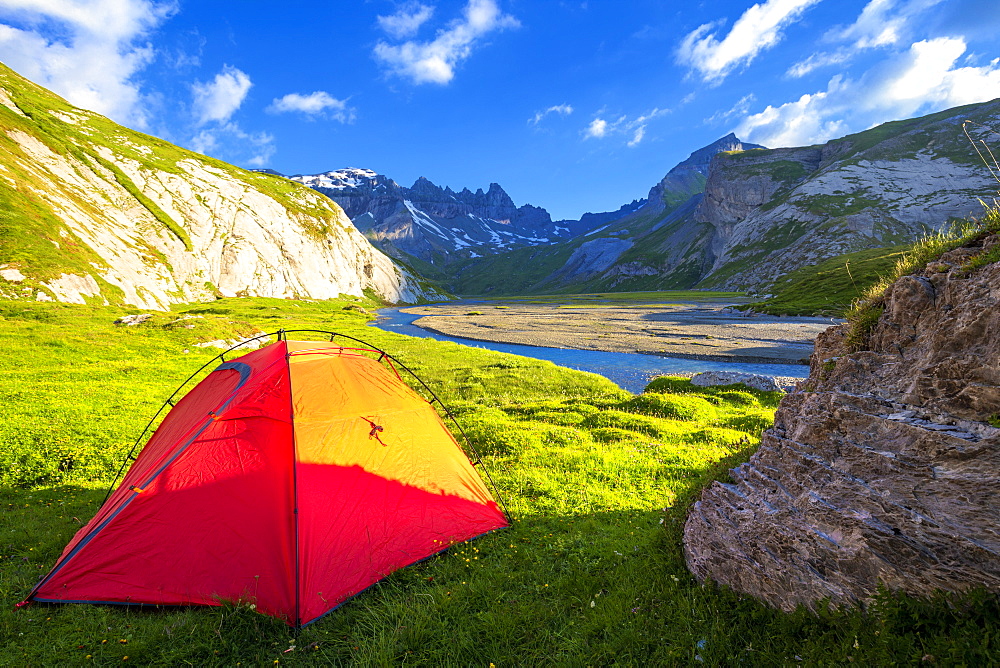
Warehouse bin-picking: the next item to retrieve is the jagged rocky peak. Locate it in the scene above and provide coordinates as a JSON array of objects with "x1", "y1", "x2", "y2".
[
  {"x1": 409, "y1": 175, "x2": 450, "y2": 200},
  {"x1": 669, "y1": 132, "x2": 766, "y2": 177},
  {"x1": 684, "y1": 231, "x2": 1000, "y2": 610},
  {"x1": 292, "y1": 167, "x2": 388, "y2": 191},
  {"x1": 641, "y1": 133, "x2": 768, "y2": 212}
]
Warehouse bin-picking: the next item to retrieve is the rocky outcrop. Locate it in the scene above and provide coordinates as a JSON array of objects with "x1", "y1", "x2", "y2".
[
  {"x1": 617, "y1": 133, "x2": 766, "y2": 229},
  {"x1": 0, "y1": 65, "x2": 439, "y2": 309},
  {"x1": 545, "y1": 238, "x2": 632, "y2": 283},
  {"x1": 683, "y1": 234, "x2": 1000, "y2": 610}
]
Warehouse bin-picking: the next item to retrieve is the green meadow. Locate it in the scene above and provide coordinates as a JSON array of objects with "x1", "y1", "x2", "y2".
[{"x1": 1, "y1": 297, "x2": 995, "y2": 665}]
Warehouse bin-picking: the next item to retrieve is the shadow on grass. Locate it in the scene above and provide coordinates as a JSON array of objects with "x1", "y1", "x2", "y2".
[{"x1": 3, "y1": 476, "x2": 998, "y2": 666}]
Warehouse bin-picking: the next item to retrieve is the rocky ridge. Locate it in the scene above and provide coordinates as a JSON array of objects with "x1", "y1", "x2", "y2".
[
  {"x1": 696, "y1": 102, "x2": 1000, "y2": 291},
  {"x1": 443, "y1": 134, "x2": 762, "y2": 295},
  {"x1": 455, "y1": 103, "x2": 1000, "y2": 297},
  {"x1": 0, "y1": 64, "x2": 438, "y2": 309},
  {"x1": 288, "y1": 168, "x2": 580, "y2": 265},
  {"x1": 683, "y1": 233, "x2": 1000, "y2": 610}
]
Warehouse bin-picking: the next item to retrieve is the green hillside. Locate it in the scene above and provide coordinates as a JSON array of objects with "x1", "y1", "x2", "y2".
[{"x1": 0, "y1": 62, "x2": 425, "y2": 307}]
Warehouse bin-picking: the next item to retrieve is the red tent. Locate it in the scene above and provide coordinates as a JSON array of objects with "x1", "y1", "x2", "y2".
[{"x1": 21, "y1": 339, "x2": 508, "y2": 626}]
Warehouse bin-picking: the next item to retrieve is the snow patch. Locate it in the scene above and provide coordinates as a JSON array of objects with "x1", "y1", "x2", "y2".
[{"x1": 585, "y1": 224, "x2": 611, "y2": 236}]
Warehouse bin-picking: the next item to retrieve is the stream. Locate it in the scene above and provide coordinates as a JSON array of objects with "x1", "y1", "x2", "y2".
[{"x1": 370, "y1": 306, "x2": 810, "y2": 394}]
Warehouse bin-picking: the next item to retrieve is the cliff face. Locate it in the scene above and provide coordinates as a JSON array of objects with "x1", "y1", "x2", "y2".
[
  {"x1": 0, "y1": 65, "x2": 438, "y2": 309},
  {"x1": 697, "y1": 102, "x2": 1000, "y2": 290},
  {"x1": 445, "y1": 134, "x2": 763, "y2": 295},
  {"x1": 684, "y1": 232, "x2": 1000, "y2": 610}
]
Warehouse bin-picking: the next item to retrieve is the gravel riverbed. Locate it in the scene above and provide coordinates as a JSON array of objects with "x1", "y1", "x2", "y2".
[{"x1": 401, "y1": 300, "x2": 840, "y2": 366}]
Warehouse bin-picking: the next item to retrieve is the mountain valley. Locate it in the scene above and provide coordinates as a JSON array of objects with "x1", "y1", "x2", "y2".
[{"x1": 285, "y1": 102, "x2": 1000, "y2": 302}]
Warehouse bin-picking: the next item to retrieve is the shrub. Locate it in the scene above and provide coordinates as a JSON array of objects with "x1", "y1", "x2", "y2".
[{"x1": 643, "y1": 375, "x2": 695, "y2": 394}]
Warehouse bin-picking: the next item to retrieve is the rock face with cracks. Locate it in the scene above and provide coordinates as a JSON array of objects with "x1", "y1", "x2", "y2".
[
  {"x1": 683, "y1": 235, "x2": 1000, "y2": 611},
  {"x1": 0, "y1": 64, "x2": 440, "y2": 309}
]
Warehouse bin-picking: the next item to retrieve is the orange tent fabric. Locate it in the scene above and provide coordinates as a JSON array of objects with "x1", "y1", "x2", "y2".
[{"x1": 23, "y1": 340, "x2": 508, "y2": 626}]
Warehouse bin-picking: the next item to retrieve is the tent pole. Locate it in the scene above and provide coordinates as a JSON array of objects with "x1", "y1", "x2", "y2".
[{"x1": 285, "y1": 342, "x2": 302, "y2": 628}]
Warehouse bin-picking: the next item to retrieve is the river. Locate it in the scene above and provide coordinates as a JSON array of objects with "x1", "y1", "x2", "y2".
[{"x1": 370, "y1": 306, "x2": 810, "y2": 394}]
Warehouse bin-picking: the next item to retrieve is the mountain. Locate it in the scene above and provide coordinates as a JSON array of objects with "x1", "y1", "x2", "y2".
[
  {"x1": 449, "y1": 103, "x2": 1000, "y2": 296},
  {"x1": 445, "y1": 133, "x2": 765, "y2": 294},
  {"x1": 0, "y1": 63, "x2": 439, "y2": 309},
  {"x1": 288, "y1": 168, "x2": 600, "y2": 266},
  {"x1": 695, "y1": 103, "x2": 1000, "y2": 291}
]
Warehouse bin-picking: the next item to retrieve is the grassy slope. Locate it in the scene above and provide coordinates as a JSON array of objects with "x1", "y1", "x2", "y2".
[
  {"x1": 0, "y1": 63, "x2": 353, "y2": 302},
  {"x1": 744, "y1": 245, "x2": 910, "y2": 316},
  {"x1": 1, "y1": 298, "x2": 995, "y2": 664},
  {"x1": 749, "y1": 203, "x2": 1000, "y2": 317}
]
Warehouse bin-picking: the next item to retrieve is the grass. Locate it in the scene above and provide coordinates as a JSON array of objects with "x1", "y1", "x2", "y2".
[
  {"x1": 1, "y1": 296, "x2": 996, "y2": 664},
  {"x1": 743, "y1": 245, "x2": 910, "y2": 316}
]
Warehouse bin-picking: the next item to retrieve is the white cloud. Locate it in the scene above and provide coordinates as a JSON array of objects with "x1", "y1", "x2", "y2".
[
  {"x1": 705, "y1": 93, "x2": 757, "y2": 125},
  {"x1": 267, "y1": 91, "x2": 354, "y2": 121},
  {"x1": 627, "y1": 125, "x2": 646, "y2": 147},
  {"x1": 190, "y1": 123, "x2": 274, "y2": 167},
  {"x1": 787, "y1": 49, "x2": 853, "y2": 78},
  {"x1": 373, "y1": 0, "x2": 519, "y2": 85},
  {"x1": 529, "y1": 103, "x2": 573, "y2": 125},
  {"x1": 676, "y1": 0, "x2": 821, "y2": 84},
  {"x1": 736, "y1": 82, "x2": 849, "y2": 148},
  {"x1": 826, "y1": 0, "x2": 946, "y2": 49},
  {"x1": 378, "y1": 2, "x2": 434, "y2": 39},
  {"x1": 584, "y1": 108, "x2": 668, "y2": 146},
  {"x1": 0, "y1": 0, "x2": 175, "y2": 127},
  {"x1": 585, "y1": 118, "x2": 608, "y2": 138},
  {"x1": 191, "y1": 65, "x2": 251, "y2": 125},
  {"x1": 737, "y1": 37, "x2": 1000, "y2": 147},
  {"x1": 786, "y1": 0, "x2": 941, "y2": 78}
]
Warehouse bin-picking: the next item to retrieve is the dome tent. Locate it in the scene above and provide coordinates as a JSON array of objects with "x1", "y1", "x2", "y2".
[{"x1": 20, "y1": 332, "x2": 508, "y2": 627}]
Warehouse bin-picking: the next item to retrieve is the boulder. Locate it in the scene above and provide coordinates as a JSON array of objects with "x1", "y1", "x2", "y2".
[
  {"x1": 689, "y1": 371, "x2": 783, "y2": 392},
  {"x1": 114, "y1": 314, "x2": 153, "y2": 326},
  {"x1": 193, "y1": 335, "x2": 270, "y2": 351},
  {"x1": 683, "y1": 234, "x2": 1000, "y2": 611}
]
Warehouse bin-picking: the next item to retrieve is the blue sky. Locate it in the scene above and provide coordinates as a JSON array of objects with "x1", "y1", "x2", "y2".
[{"x1": 1, "y1": 1, "x2": 999, "y2": 220}]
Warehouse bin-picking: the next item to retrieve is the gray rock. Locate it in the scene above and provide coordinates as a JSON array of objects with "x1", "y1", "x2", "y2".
[
  {"x1": 683, "y1": 235, "x2": 1000, "y2": 611},
  {"x1": 689, "y1": 370, "x2": 783, "y2": 392},
  {"x1": 114, "y1": 314, "x2": 153, "y2": 326}
]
